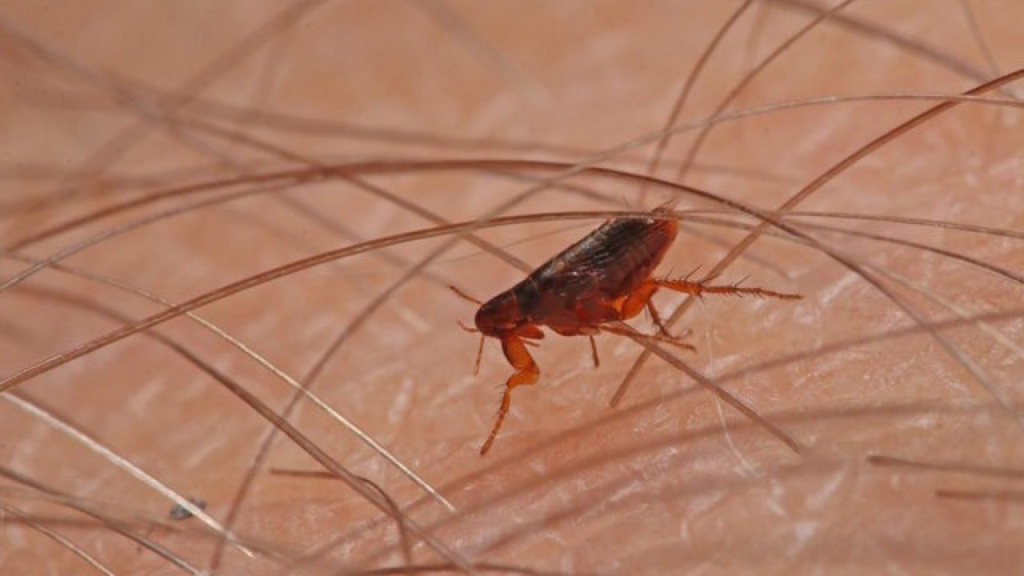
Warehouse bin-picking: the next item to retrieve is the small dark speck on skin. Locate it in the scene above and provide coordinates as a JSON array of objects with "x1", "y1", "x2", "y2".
[{"x1": 168, "y1": 497, "x2": 207, "y2": 521}]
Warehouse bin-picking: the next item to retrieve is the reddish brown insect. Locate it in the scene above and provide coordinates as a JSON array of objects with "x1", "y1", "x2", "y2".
[{"x1": 460, "y1": 206, "x2": 802, "y2": 455}]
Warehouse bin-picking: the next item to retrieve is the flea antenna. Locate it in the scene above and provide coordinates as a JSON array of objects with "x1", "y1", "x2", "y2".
[
  {"x1": 457, "y1": 320, "x2": 478, "y2": 333},
  {"x1": 450, "y1": 284, "x2": 483, "y2": 305},
  {"x1": 473, "y1": 334, "x2": 485, "y2": 376}
]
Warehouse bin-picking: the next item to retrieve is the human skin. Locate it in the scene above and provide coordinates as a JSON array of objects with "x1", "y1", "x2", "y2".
[{"x1": 0, "y1": 1, "x2": 1022, "y2": 575}]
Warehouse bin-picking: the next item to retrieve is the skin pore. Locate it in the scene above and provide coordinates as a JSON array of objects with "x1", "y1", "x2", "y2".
[{"x1": 0, "y1": 1, "x2": 1022, "y2": 574}]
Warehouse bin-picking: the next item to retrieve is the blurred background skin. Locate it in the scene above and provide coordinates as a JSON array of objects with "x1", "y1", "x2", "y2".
[{"x1": 0, "y1": 1, "x2": 1022, "y2": 574}]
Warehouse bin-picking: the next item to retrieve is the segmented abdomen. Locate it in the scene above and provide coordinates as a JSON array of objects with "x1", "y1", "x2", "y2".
[{"x1": 527, "y1": 215, "x2": 678, "y2": 302}]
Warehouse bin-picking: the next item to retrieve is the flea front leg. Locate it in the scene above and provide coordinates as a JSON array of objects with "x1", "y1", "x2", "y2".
[{"x1": 480, "y1": 334, "x2": 540, "y2": 455}]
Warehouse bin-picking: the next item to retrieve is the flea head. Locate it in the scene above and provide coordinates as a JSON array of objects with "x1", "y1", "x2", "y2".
[{"x1": 475, "y1": 292, "x2": 522, "y2": 337}]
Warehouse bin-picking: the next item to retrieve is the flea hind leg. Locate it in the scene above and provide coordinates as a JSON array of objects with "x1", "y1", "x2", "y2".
[
  {"x1": 600, "y1": 323, "x2": 696, "y2": 352},
  {"x1": 480, "y1": 335, "x2": 540, "y2": 455},
  {"x1": 646, "y1": 300, "x2": 671, "y2": 336},
  {"x1": 654, "y1": 277, "x2": 802, "y2": 300},
  {"x1": 618, "y1": 281, "x2": 693, "y2": 348}
]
